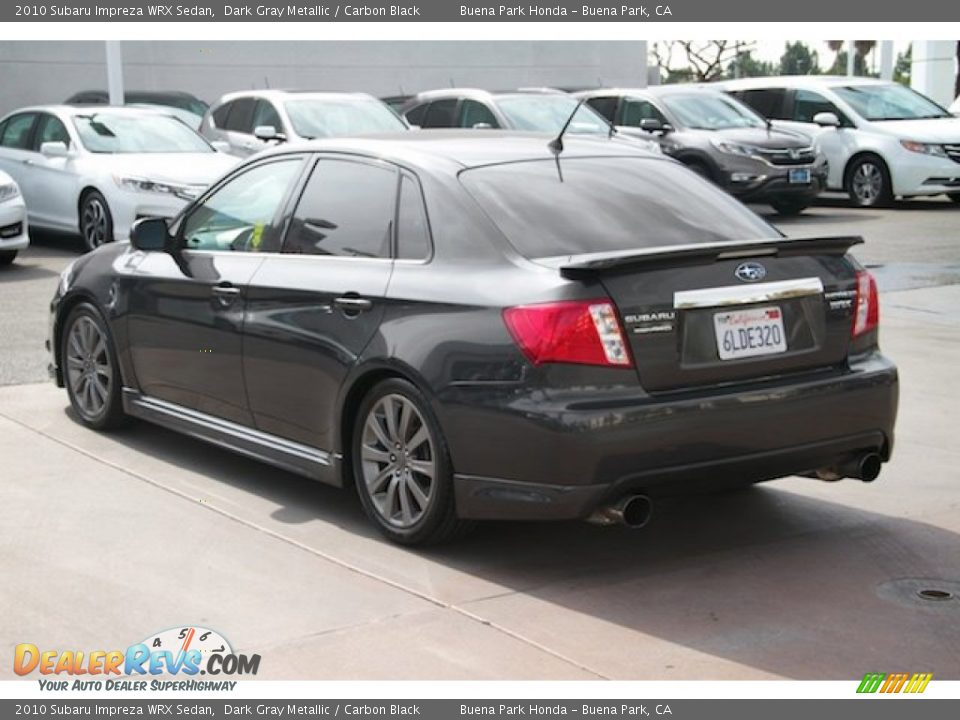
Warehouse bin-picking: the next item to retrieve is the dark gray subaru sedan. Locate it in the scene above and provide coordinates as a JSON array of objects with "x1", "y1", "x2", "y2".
[{"x1": 48, "y1": 132, "x2": 898, "y2": 545}]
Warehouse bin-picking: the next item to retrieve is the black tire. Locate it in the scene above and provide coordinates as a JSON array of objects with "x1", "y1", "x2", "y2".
[
  {"x1": 685, "y1": 160, "x2": 714, "y2": 182},
  {"x1": 844, "y1": 155, "x2": 893, "y2": 208},
  {"x1": 769, "y1": 198, "x2": 810, "y2": 216},
  {"x1": 351, "y1": 377, "x2": 472, "y2": 546},
  {"x1": 0, "y1": 251, "x2": 16, "y2": 265},
  {"x1": 79, "y1": 189, "x2": 114, "y2": 252},
  {"x1": 61, "y1": 302, "x2": 127, "y2": 431},
  {"x1": 948, "y1": 193, "x2": 960, "y2": 205}
]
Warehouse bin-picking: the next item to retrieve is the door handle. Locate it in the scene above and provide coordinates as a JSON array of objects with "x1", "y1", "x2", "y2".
[
  {"x1": 212, "y1": 283, "x2": 241, "y2": 307},
  {"x1": 22, "y1": 159, "x2": 35, "y2": 166},
  {"x1": 334, "y1": 296, "x2": 373, "y2": 314}
]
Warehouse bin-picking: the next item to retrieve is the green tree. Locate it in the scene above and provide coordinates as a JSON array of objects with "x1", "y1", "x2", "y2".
[
  {"x1": 727, "y1": 50, "x2": 778, "y2": 79},
  {"x1": 779, "y1": 42, "x2": 820, "y2": 76},
  {"x1": 893, "y1": 44, "x2": 912, "y2": 86}
]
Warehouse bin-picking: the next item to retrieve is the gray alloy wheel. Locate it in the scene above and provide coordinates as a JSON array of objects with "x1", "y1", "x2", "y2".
[
  {"x1": 61, "y1": 304, "x2": 127, "y2": 430},
  {"x1": 846, "y1": 156, "x2": 892, "y2": 207},
  {"x1": 80, "y1": 191, "x2": 113, "y2": 251},
  {"x1": 360, "y1": 393, "x2": 437, "y2": 529},
  {"x1": 352, "y1": 378, "x2": 471, "y2": 545}
]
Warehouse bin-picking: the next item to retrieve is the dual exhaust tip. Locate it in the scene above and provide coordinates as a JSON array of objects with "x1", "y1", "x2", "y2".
[{"x1": 587, "y1": 494, "x2": 653, "y2": 529}]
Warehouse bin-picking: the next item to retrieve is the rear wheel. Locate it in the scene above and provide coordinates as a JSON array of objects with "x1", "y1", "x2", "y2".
[
  {"x1": 61, "y1": 303, "x2": 127, "y2": 430},
  {"x1": 770, "y1": 198, "x2": 810, "y2": 216},
  {"x1": 948, "y1": 193, "x2": 960, "y2": 205},
  {"x1": 352, "y1": 378, "x2": 470, "y2": 545},
  {"x1": 845, "y1": 155, "x2": 893, "y2": 207},
  {"x1": 80, "y1": 190, "x2": 114, "y2": 252},
  {"x1": 0, "y1": 251, "x2": 16, "y2": 265}
]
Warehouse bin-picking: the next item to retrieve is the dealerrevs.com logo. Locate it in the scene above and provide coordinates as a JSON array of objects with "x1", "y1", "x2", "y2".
[{"x1": 14, "y1": 626, "x2": 260, "y2": 691}]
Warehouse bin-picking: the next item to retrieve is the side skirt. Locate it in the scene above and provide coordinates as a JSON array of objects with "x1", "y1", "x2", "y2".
[{"x1": 122, "y1": 389, "x2": 340, "y2": 485}]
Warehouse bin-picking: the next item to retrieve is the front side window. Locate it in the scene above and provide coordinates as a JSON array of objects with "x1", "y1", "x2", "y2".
[
  {"x1": 180, "y1": 159, "x2": 303, "y2": 253},
  {"x1": 35, "y1": 114, "x2": 71, "y2": 148},
  {"x1": 0, "y1": 113, "x2": 37, "y2": 150},
  {"x1": 251, "y1": 100, "x2": 283, "y2": 132},
  {"x1": 793, "y1": 89, "x2": 845, "y2": 124},
  {"x1": 459, "y1": 100, "x2": 499, "y2": 128},
  {"x1": 283, "y1": 158, "x2": 397, "y2": 258},
  {"x1": 660, "y1": 94, "x2": 765, "y2": 130},
  {"x1": 72, "y1": 113, "x2": 213, "y2": 153},
  {"x1": 833, "y1": 83, "x2": 950, "y2": 121},
  {"x1": 621, "y1": 99, "x2": 669, "y2": 127}
]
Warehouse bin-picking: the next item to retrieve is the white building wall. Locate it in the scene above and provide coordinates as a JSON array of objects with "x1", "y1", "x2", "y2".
[
  {"x1": 911, "y1": 40, "x2": 957, "y2": 107},
  {"x1": 0, "y1": 41, "x2": 648, "y2": 116}
]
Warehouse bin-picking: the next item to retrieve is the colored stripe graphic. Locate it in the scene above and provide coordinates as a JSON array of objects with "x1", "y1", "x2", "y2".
[{"x1": 857, "y1": 672, "x2": 932, "y2": 693}]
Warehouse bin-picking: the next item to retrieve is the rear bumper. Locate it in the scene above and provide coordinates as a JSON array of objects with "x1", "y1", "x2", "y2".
[{"x1": 448, "y1": 352, "x2": 898, "y2": 520}]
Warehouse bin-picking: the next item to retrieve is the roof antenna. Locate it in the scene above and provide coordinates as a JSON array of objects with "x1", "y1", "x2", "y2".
[{"x1": 548, "y1": 98, "x2": 586, "y2": 155}]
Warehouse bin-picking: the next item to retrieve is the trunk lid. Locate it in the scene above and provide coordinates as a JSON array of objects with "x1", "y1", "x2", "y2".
[{"x1": 544, "y1": 236, "x2": 862, "y2": 392}]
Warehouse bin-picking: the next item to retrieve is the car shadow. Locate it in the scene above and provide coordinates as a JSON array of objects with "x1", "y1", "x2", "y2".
[
  {"x1": 70, "y1": 408, "x2": 960, "y2": 680},
  {"x1": 0, "y1": 259, "x2": 60, "y2": 282}
]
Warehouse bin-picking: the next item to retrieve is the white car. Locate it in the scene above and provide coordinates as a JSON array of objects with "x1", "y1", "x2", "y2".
[
  {"x1": 951, "y1": 95, "x2": 960, "y2": 116},
  {"x1": 0, "y1": 169, "x2": 29, "y2": 265},
  {"x1": 718, "y1": 76, "x2": 960, "y2": 207},
  {"x1": 200, "y1": 90, "x2": 408, "y2": 158},
  {"x1": 0, "y1": 106, "x2": 239, "y2": 251}
]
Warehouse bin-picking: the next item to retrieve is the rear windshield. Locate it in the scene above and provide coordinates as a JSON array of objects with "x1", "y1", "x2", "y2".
[{"x1": 460, "y1": 157, "x2": 778, "y2": 259}]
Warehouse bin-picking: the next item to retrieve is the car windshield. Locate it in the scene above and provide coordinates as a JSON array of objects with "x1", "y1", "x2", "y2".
[
  {"x1": 461, "y1": 157, "x2": 777, "y2": 259},
  {"x1": 660, "y1": 94, "x2": 766, "y2": 130},
  {"x1": 72, "y1": 113, "x2": 213, "y2": 153},
  {"x1": 495, "y1": 95, "x2": 611, "y2": 134},
  {"x1": 833, "y1": 84, "x2": 950, "y2": 121},
  {"x1": 284, "y1": 98, "x2": 407, "y2": 138}
]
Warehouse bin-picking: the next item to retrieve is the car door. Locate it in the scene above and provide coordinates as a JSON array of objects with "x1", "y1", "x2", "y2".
[
  {"x1": 122, "y1": 155, "x2": 306, "y2": 425},
  {"x1": 242, "y1": 155, "x2": 398, "y2": 450},
  {"x1": 0, "y1": 112, "x2": 39, "y2": 194},
  {"x1": 18, "y1": 113, "x2": 78, "y2": 229},
  {"x1": 222, "y1": 97, "x2": 259, "y2": 157},
  {"x1": 782, "y1": 88, "x2": 860, "y2": 190}
]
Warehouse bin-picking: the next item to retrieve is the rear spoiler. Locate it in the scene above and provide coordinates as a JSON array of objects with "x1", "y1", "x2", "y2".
[{"x1": 544, "y1": 236, "x2": 864, "y2": 279}]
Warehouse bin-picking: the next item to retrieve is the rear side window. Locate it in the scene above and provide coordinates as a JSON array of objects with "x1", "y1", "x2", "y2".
[
  {"x1": 422, "y1": 99, "x2": 458, "y2": 128},
  {"x1": 225, "y1": 98, "x2": 256, "y2": 132},
  {"x1": 0, "y1": 113, "x2": 37, "y2": 149},
  {"x1": 283, "y1": 158, "x2": 397, "y2": 258},
  {"x1": 733, "y1": 88, "x2": 788, "y2": 120},
  {"x1": 585, "y1": 96, "x2": 618, "y2": 123},
  {"x1": 396, "y1": 174, "x2": 431, "y2": 260},
  {"x1": 212, "y1": 101, "x2": 232, "y2": 128},
  {"x1": 461, "y1": 157, "x2": 777, "y2": 259}
]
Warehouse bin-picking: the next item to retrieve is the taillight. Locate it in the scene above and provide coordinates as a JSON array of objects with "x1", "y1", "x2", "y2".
[
  {"x1": 852, "y1": 270, "x2": 879, "y2": 337},
  {"x1": 503, "y1": 300, "x2": 632, "y2": 367}
]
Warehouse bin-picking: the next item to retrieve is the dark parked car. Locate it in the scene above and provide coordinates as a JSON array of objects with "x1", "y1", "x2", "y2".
[
  {"x1": 48, "y1": 132, "x2": 898, "y2": 545},
  {"x1": 576, "y1": 86, "x2": 829, "y2": 215}
]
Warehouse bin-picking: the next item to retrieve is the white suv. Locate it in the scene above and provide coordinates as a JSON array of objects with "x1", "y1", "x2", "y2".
[{"x1": 719, "y1": 76, "x2": 960, "y2": 207}]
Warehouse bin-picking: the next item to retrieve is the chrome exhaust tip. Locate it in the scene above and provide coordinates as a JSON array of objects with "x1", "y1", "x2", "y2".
[
  {"x1": 814, "y1": 452, "x2": 883, "y2": 483},
  {"x1": 586, "y1": 494, "x2": 652, "y2": 529}
]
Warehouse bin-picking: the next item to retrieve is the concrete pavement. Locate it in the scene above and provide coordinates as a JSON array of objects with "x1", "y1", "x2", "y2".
[{"x1": 1, "y1": 282, "x2": 958, "y2": 680}]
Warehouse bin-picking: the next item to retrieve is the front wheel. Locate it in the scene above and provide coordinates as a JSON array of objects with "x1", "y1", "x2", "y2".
[
  {"x1": 948, "y1": 193, "x2": 960, "y2": 205},
  {"x1": 61, "y1": 303, "x2": 127, "y2": 430},
  {"x1": 80, "y1": 190, "x2": 114, "y2": 252},
  {"x1": 770, "y1": 198, "x2": 810, "y2": 216},
  {"x1": 352, "y1": 378, "x2": 471, "y2": 545},
  {"x1": 0, "y1": 251, "x2": 16, "y2": 265},
  {"x1": 845, "y1": 156, "x2": 893, "y2": 208}
]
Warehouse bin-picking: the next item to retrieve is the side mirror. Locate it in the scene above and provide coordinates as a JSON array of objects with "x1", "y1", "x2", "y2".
[
  {"x1": 254, "y1": 125, "x2": 286, "y2": 142},
  {"x1": 639, "y1": 118, "x2": 664, "y2": 132},
  {"x1": 130, "y1": 217, "x2": 170, "y2": 252},
  {"x1": 40, "y1": 141, "x2": 69, "y2": 158},
  {"x1": 813, "y1": 112, "x2": 841, "y2": 128},
  {"x1": 210, "y1": 140, "x2": 231, "y2": 153},
  {"x1": 471, "y1": 122, "x2": 494, "y2": 129}
]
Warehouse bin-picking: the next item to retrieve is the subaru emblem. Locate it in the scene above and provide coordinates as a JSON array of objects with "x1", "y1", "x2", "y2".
[{"x1": 735, "y1": 262, "x2": 767, "y2": 282}]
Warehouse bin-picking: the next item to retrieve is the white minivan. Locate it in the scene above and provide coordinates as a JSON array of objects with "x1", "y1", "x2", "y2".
[{"x1": 719, "y1": 76, "x2": 960, "y2": 207}]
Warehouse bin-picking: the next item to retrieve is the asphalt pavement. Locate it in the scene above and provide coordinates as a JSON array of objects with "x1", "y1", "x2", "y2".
[{"x1": 1, "y1": 196, "x2": 958, "y2": 680}]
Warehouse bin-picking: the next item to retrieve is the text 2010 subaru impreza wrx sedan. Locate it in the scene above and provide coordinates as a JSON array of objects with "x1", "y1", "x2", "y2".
[{"x1": 48, "y1": 132, "x2": 899, "y2": 545}]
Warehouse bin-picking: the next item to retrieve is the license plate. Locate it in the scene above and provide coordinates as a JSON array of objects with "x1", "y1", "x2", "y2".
[
  {"x1": 713, "y1": 306, "x2": 787, "y2": 360},
  {"x1": 789, "y1": 168, "x2": 811, "y2": 184}
]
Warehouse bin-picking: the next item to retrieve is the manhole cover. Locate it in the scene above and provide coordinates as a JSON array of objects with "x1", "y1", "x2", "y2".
[{"x1": 877, "y1": 578, "x2": 960, "y2": 610}]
